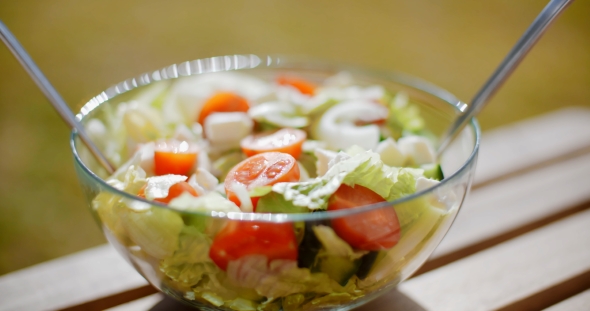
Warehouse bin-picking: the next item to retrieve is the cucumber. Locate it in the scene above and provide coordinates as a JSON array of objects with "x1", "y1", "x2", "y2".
[
  {"x1": 355, "y1": 251, "x2": 380, "y2": 280},
  {"x1": 315, "y1": 255, "x2": 360, "y2": 286},
  {"x1": 421, "y1": 163, "x2": 444, "y2": 181},
  {"x1": 297, "y1": 222, "x2": 326, "y2": 268}
]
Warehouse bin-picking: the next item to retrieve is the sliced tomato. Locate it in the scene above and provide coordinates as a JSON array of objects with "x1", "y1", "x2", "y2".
[
  {"x1": 137, "y1": 181, "x2": 198, "y2": 204},
  {"x1": 277, "y1": 76, "x2": 316, "y2": 95},
  {"x1": 224, "y1": 152, "x2": 300, "y2": 210},
  {"x1": 209, "y1": 221, "x2": 298, "y2": 270},
  {"x1": 197, "y1": 92, "x2": 249, "y2": 125},
  {"x1": 328, "y1": 184, "x2": 400, "y2": 250},
  {"x1": 240, "y1": 128, "x2": 307, "y2": 159},
  {"x1": 154, "y1": 140, "x2": 198, "y2": 176}
]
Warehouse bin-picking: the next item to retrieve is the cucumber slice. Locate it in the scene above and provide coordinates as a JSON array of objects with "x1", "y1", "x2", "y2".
[
  {"x1": 421, "y1": 163, "x2": 444, "y2": 181},
  {"x1": 316, "y1": 255, "x2": 360, "y2": 286},
  {"x1": 297, "y1": 222, "x2": 326, "y2": 268},
  {"x1": 355, "y1": 251, "x2": 380, "y2": 280}
]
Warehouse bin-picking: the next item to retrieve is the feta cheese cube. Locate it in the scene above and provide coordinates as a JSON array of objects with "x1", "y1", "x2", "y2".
[
  {"x1": 375, "y1": 138, "x2": 407, "y2": 167},
  {"x1": 204, "y1": 112, "x2": 253, "y2": 146},
  {"x1": 398, "y1": 135, "x2": 436, "y2": 165}
]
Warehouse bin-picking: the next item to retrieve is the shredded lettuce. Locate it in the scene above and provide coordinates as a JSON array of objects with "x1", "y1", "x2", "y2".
[
  {"x1": 160, "y1": 226, "x2": 219, "y2": 287},
  {"x1": 119, "y1": 204, "x2": 184, "y2": 259},
  {"x1": 169, "y1": 192, "x2": 241, "y2": 213},
  {"x1": 312, "y1": 226, "x2": 368, "y2": 261},
  {"x1": 226, "y1": 255, "x2": 349, "y2": 300},
  {"x1": 269, "y1": 149, "x2": 423, "y2": 210},
  {"x1": 386, "y1": 92, "x2": 425, "y2": 138}
]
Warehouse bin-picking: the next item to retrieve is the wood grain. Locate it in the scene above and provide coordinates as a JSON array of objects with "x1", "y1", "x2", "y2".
[
  {"x1": 393, "y1": 209, "x2": 590, "y2": 311},
  {"x1": 544, "y1": 289, "x2": 590, "y2": 311},
  {"x1": 0, "y1": 245, "x2": 147, "y2": 311},
  {"x1": 473, "y1": 107, "x2": 590, "y2": 186}
]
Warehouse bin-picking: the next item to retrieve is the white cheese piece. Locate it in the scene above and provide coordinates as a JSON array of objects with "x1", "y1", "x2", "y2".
[
  {"x1": 314, "y1": 148, "x2": 338, "y2": 176},
  {"x1": 415, "y1": 177, "x2": 440, "y2": 193},
  {"x1": 144, "y1": 175, "x2": 188, "y2": 200},
  {"x1": 398, "y1": 135, "x2": 436, "y2": 165},
  {"x1": 375, "y1": 138, "x2": 407, "y2": 167},
  {"x1": 204, "y1": 112, "x2": 253, "y2": 146},
  {"x1": 188, "y1": 168, "x2": 219, "y2": 196}
]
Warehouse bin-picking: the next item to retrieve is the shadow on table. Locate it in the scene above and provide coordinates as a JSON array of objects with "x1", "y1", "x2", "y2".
[{"x1": 147, "y1": 289, "x2": 427, "y2": 311}]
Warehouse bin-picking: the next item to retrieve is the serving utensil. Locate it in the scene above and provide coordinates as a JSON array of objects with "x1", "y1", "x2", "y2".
[
  {"x1": 0, "y1": 0, "x2": 574, "y2": 172},
  {"x1": 0, "y1": 20, "x2": 116, "y2": 174},
  {"x1": 437, "y1": 0, "x2": 574, "y2": 155}
]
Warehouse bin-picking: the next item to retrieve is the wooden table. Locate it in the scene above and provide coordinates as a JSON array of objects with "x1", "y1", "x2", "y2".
[{"x1": 1, "y1": 107, "x2": 590, "y2": 311}]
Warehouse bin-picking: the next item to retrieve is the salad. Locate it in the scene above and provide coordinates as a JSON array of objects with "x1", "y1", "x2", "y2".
[{"x1": 87, "y1": 70, "x2": 453, "y2": 311}]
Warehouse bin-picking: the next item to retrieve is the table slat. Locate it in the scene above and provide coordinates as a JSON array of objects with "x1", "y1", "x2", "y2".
[
  {"x1": 544, "y1": 289, "x2": 590, "y2": 311},
  {"x1": 474, "y1": 107, "x2": 590, "y2": 186},
  {"x1": 0, "y1": 245, "x2": 147, "y2": 311},
  {"x1": 431, "y1": 151, "x2": 590, "y2": 260},
  {"x1": 390, "y1": 209, "x2": 590, "y2": 311}
]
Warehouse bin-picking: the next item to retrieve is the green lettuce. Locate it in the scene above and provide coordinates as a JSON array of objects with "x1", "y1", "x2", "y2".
[
  {"x1": 118, "y1": 204, "x2": 184, "y2": 259},
  {"x1": 312, "y1": 226, "x2": 367, "y2": 261},
  {"x1": 386, "y1": 92, "x2": 425, "y2": 139},
  {"x1": 168, "y1": 192, "x2": 241, "y2": 213},
  {"x1": 270, "y1": 149, "x2": 423, "y2": 210},
  {"x1": 160, "y1": 226, "x2": 219, "y2": 287},
  {"x1": 226, "y1": 255, "x2": 352, "y2": 301}
]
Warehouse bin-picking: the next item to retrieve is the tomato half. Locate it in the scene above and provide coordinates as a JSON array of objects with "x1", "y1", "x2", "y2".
[
  {"x1": 137, "y1": 181, "x2": 198, "y2": 204},
  {"x1": 197, "y1": 92, "x2": 249, "y2": 125},
  {"x1": 154, "y1": 140, "x2": 198, "y2": 176},
  {"x1": 328, "y1": 184, "x2": 400, "y2": 250},
  {"x1": 277, "y1": 76, "x2": 316, "y2": 95},
  {"x1": 240, "y1": 128, "x2": 307, "y2": 159},
  {"x1": 209, "y1": 221, "x2": 298, "y2": 270},
  {"x1": 224, "y1": 152, "x2": 300, "y2": 209}
]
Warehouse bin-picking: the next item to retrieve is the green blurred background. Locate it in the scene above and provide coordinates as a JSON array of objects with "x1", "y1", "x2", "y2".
[{"x1": 0, "y1": 0, "x2": 589, "y2": 275}]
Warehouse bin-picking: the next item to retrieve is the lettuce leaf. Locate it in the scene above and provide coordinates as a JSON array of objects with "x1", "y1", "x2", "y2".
[
  {"x1": 386, "y1": 92, "x2": 425, "y2": 138},
  {"x1": 160, "y1": 226, "x2": 219, "y2": 287},
  {"x1": 226, "y1": 255, "x2": 345, "y2": 300},
  {"x1": 270, "y1": 149, "x2": 423, "y2": 210},
  {"x1": 312, "y1": 226, "x2": 368, "y2": 261},
  {"x1": 119, "y1": 204, "x2": 184, "y2": 259},
  {"x1": 169, "y1": 191, "x2": 241, "y2": 213}
]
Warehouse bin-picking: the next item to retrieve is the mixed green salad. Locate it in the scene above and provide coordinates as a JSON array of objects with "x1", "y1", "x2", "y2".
[{"x1": 87, "y1": 71, "x2": 452, "y2": 310}]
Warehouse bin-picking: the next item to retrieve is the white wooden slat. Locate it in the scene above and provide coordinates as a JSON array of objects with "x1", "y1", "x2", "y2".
[
  {"x1": 0, "y1": 245, "x2": 147, "y2": 311},
  {"x1": 474, "y1": 107, "x2": 590, "y2": 185},
  {"x1": 388, "y1": 209, "x2": 590, "y2": 311},
  {"x1": 431, "y1": 151, "x2": 590, "y2": 259},
  {"x1": 544, "y1": 289, "x2": 590, "y2": 311},
  {"x1": 105, "y1": 294, "x2": 165, "y2": 311}
]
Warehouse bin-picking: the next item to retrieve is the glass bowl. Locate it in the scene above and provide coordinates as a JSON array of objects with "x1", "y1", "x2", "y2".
[{"x1": 71, "y1": 54, "x2": 479, "y2": 311}]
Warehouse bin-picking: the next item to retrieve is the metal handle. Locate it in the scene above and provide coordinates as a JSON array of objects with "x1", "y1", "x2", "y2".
[
  {"x1": 0, "y1": 20, "x2": 116, "y2": 174},
  {"x1": 437, "y1": 0, "x2": 574, "y2": 156}
]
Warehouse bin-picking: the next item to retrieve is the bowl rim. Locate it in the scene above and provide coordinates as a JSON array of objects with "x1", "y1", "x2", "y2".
[{"x1": 70, "y1": 54, "x2": 481, "y2": 222}]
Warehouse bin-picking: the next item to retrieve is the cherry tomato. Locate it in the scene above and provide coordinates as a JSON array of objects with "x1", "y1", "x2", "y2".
[
  {"x1": 328, "y1": 184, "x2": 401, "y2": 250},
  {"x1": 197, "y1": 92, "x2": 249, "y2": 125},
  {"x1": 224, "y1": 152, "x2": 300, "y2": 210},
  {"x1": 277, "y1": 76, "x2": 316, "y2": 95},
  {"x1": 137, "y1": 181, "x2": 198, "y2": 204},
  {"x1": 240, "y1": 128, "x2": 307, "y2": 159},
  {"x1": 154, "y1": 140, "x2": 198, "y2": 176},
  {"x1": 209, "y1": 221, "x2": 298, "y2": 270}
]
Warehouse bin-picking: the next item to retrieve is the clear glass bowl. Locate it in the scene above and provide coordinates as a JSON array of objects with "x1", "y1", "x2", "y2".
[{"x1": 71, "y1": 54, "x2": 479, "y2": 311}]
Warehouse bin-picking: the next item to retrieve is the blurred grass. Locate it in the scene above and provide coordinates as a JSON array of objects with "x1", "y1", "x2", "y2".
[{"x1": 0, "y1": 0, "x2": 589, "y2": 275}]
